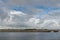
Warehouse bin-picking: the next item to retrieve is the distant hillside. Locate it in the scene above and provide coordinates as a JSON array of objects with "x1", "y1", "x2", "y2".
[{"x1": 0, "y1": 29, "x2": 59, "y2": 32}]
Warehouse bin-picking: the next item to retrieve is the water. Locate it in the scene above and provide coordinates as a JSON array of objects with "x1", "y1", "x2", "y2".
[{"x1": 0, "y1": 32, "x2": 60, "y2": 40}]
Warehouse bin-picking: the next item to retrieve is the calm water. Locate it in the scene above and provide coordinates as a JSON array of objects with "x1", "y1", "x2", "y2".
[{"x1": 0, "y1": 32, "x2": 60, "y2": 40}]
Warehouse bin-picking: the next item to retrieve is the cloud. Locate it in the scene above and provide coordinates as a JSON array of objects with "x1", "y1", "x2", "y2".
[
  {"x1": 1, "y1": 0, "x2": 60, "y2": 15},
  {"x1": 0, "y1": 0, "x2": 60, "y2": 29},
  {"x1": 0, "y1": 9, "x2": 41, "y2": 29},
  {"x1": 0, "y1": 8, "x2": 60, "y2": 29},
  {"x1": 0, "y1": 7, "x2": 42, "y2": 29},
  {"x1": 7, "y1": 0, "x2": 60, "y2": 7},
  {"x1": 41, "y1": 10, "x2": 60, "y2": 29}
]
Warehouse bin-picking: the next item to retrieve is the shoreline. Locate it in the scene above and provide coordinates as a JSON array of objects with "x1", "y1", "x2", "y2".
[{"x1": 0, "y1": 29, "x2": 59, "y2": 32}]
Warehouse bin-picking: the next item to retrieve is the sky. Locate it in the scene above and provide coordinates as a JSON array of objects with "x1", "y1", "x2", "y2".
[{"x1": 0, "y1": 0, "x2": 60, "y2": 29}]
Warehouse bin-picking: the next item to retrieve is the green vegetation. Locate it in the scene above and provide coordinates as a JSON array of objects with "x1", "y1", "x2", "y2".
[{"x1": 0, "y1": 29, "x2": 59, "y2": 32}]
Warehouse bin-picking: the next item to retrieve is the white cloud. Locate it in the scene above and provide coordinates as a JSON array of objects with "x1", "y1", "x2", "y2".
[
  {"x1": 28, "y1": 18, "x2": 40, "y2": 24},
  {"x1": 41, "y1": 10, "x2": 60, "y2": 29},
  {"x1": 0, "y1": 0, "x2": 60, "y2": 29},
  {"x1": 9, "y1": 10, "x2": 26, "y2": 16},
  {"x1": 0, "y1": 9, "x2": 42, "y2": 29},
  {"x1": 0, "y1": 9, "x2": 60, "y2": 29}
]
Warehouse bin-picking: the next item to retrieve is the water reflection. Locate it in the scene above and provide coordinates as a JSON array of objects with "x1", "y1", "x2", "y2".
[{"x1": 0, "y1": 32, "x2": 59, "y2": 40}]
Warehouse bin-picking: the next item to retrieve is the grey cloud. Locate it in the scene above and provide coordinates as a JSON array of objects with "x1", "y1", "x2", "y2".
[
  {"x1": 0, "y1": 8, "x2": 60, "y2": 29},
  {"x1": 0, "y1": 8, "x2": 8, "y2": 20},
  {"x1": 0, "y1": 0, "x2": 60, "y2": 29},
  {"x1": 1, "y1": 0, "x2": 60, "y2": 8},
  {"x1": 41, "y1": 10, "x2": 60, "y2": 29},
  {"x1": 1, "y1": 0, "x2": 60, "y2": 15},
  {"x1": 7, "y1": 0, "x2": 60, "y2": 7}
]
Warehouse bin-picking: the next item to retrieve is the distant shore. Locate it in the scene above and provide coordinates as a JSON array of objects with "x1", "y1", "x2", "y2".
[{"x1": 0, "y1": 29, "x2": 59, "y2": 32}]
